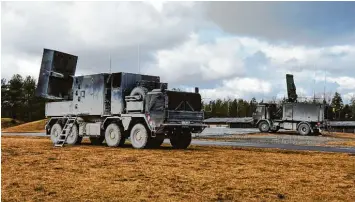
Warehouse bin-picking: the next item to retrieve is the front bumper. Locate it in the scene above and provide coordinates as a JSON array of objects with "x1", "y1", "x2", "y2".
[{"x1": 155, "y1": 122, "x2": 207, "y2": 133}]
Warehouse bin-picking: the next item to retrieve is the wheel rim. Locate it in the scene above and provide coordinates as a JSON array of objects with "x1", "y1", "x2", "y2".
[
  {"x1": 66, "y1": 126, "x2": 78, "y2": 144},
  {"x1": 261, "y1": 123, "x2": 268, "y2": 131},
  {"x1": 109, "y1": 129, "x2": 116, "y2": 139},
  {"x1": 132, "y1": 128, "x2": 146, "y2": 148},
  {"x1": 51, "y1": 128, "x2": 60, "y2": 143},
  {"x1": 302, "y1": 127, "x2": 306, "y2": 132},
  {"x1": 106, "y1": 128, "x2": 119, "y2": 146}
]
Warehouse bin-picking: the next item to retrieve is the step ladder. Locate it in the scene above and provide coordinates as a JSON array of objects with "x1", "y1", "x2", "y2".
[{"x1": 54, "y1": 117, "x2": 77, "y2": 147}]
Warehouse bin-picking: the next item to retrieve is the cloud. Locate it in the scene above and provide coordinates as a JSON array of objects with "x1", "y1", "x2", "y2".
[
  {"x1": 1, "y1": 1, "x2": 207, "y2": 79},
  {"x1": 1, "y1": 2, "x2": 354, "y2": 103},
  {"x1": 145, "y1": 34, "x2": 245, "y2": 84},
  {"x1": 317, "y1": 76, "x2": 355, "y2": 91},
  {"x1": 205, "y1": 2, "x2": 355, "y2": 45},
  {"x1": 147, "y1": 32, "x2": 355, "y2": 100}
]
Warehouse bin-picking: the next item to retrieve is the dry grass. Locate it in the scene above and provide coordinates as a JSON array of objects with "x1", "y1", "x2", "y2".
[
  {"x1": 2, "y1": 136, "x2": 355, "y2": 202},
  {"x1": 327, "y1": 141, "x2": 355, "y2": 147},
  {"x1": 323, "y1": 132, "x2": 355, "y2": 139},
  {"x1": 1, "y1": 118, "x2": 23, "y2": 129},
  {"x1": 2, "y1": 119, "x2": 46, "y2": 133}
]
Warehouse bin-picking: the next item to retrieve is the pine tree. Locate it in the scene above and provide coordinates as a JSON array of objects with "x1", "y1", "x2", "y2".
[{"x1": 331, "y1": 92, "x2": 344, "y2": 111}]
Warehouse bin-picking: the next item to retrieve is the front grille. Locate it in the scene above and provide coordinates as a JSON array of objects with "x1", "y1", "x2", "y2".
[{"x1": 166, "y1": 110, "x2": 204, "y2": 121}]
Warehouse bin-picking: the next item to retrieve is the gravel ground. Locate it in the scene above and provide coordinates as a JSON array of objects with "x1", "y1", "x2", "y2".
[
  {"x1": 207, "y1": 134, "x2": 348, "y2": 146},
  {"x1": 193, "y1": 128, "x2": 259, "y2": 137},
  {"x1": 194, "y1": 128, "x2": 354, "y2": 147}
]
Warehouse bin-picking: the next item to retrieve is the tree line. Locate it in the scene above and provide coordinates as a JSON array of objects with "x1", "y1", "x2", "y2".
[
  {"x1": 1, "y1": 74, "x2": 46, "y2": 122},
  {"x1": 202, "y1": 92, "x2": 355, "y2": 120},
  {"x1": 2, "y1": 74, "x2": 355, "y2": 122}
]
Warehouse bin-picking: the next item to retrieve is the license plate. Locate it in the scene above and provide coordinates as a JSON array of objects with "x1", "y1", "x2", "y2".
[{"x1": 182, "y1": 121, "x2": 190, "y2": 125}]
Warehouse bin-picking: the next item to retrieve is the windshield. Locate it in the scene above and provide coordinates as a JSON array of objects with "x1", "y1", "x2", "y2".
[
  {"x1": 145, "y1": 93, "x2": 165, "y2": 112},
  {"x1": 256, "y1": 106, "x2": 263, "y2": 113}
]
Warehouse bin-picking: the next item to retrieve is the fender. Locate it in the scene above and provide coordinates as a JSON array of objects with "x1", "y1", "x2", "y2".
[{"x1": 101, "y1": 116, "x2": 121, "y2": 130}]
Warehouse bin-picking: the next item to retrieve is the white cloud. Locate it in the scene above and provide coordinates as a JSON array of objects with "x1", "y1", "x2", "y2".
[
  {"x1": 320, "y1": 76, "x2": 355, "y2": 90},
  {"x1": 198, "y1": 77, "x2": 272, "y2": 100},
  {"x1": 1, "y1": 1, "x2": 206, "y2": 79},
  {"x1": 146, "y1": 34, "x2": 246, "y2": 83}
]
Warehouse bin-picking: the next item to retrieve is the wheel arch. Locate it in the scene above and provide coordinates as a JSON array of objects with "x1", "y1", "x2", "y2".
[{"x1": 45, "y1": 117, "x2": 67, "y2": 135}]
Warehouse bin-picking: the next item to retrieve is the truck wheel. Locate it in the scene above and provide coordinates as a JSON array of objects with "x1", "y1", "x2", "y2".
[
  {"x1": 312, "y1": 129, "x2": 321, "y2": 136},
  {"x1": 270, "y1": 127, "x2": 279, "y2": 133},
  {"x1": 170, "y1": 132, "x2": 192, "y2": 149},
  {"x1": 258, "y1": 121, "x2": 270, "y2": 132},
  {"x1": 130, "y1": 123, "x2": 151, "y2": 149},
  {"x1": 298, "y1": 123, "x2": 310, "y2": 136},
  {"x1": 50, "y1": 123, "x2": 62, "y2": 144},
  {"x1": 90, "y1": 136, "x2": 105, "y2": 145},
  {"x1": 66, "y1": 124, "x2": 82, "y2": 145},
  {"x1": 149, "y1": 134, "x2": 165, "y2": 148},
  {"x1": 105, "y1": 123, "x2": 123, "y2": 147}
]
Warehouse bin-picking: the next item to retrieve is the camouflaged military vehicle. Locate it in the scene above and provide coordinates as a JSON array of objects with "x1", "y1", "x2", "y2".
[
  {"x1": 253, "y1": 74, "x2": 327, "y2": 136},
  {"x1": 36, "y1": 49, "x2": 206, "y2": 149}
]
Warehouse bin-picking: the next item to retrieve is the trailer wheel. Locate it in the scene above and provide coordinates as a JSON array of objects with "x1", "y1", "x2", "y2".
[
  {"x1": 298, "y1": 123, "x2": 310, "y2": 136},
  {"x1": 66, "y1": 124, "x2": 82, "y2": 145},
  {"x1": 149, "y1": 134, "x2": 165, "y2": 148},
  {"x1": 90, "y1": 136, "x2": 105, "y2": 145},
  {"x1": 258, "y1": 121, "x2": 270, "y2": 133},
  {"x1": 50, "y1": 123, "x2": 62, "y2": 144},
  {"x1": 105, "y1": 123, "x2": 123, "y2": 147},
  {"x1": 170, "y1": 132, "x2": 192, "y2": 149}
]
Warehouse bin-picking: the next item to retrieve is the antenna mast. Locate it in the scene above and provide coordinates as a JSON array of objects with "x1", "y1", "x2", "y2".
[
  {"x1": 138, "y1": 44, "x2": 140, "y2": 74},
  {"x1": 109, "y1": 53, "x2": 112, "y2": 73}
]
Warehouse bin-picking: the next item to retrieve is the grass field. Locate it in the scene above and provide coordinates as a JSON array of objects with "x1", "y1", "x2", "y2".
[
  {"x1": 2, "y1": 136, "x2": 355, "y2": 202},
  {"x1": 2, "y1": 119, "x2": 46, "y2": 133},
  {"x1": 1, "y1": 118, "x2": 23, "y2": 129}
]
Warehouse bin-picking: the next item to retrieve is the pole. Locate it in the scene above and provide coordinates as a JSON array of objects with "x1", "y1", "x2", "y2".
[
  {"x1": 109, "y1": 53, "x2": 111, "y2": 73},
  {"x1": 138, "y1": 44, "x2": 140, "y2": 74}
]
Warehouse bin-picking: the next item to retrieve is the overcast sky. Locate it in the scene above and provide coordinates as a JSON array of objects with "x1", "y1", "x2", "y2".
[{"x1": 1, "y1": 1, "x2": 355, "y2": 103}]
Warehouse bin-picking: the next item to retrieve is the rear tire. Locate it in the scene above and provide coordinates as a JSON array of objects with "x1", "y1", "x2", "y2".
[
  {"x1": 258, "y1": 121, "x2": 270, "y2": 132},
  {"x1": 66, "y1": 124, "x2": 82, "y2": 145},
  {"x1": 149, "y1": 134, "x2": 165, "y2": 148},
  {"x1": 170, "y1": 132, "x2": 192, "y2": 149},
  {"x1": 105, "y1": 123, "x2": 123, "y2": 147},
  {"x1": 298, "y1": 123, "x2": 310, "y2": 136},
  {"x1": 90, "y1": 136, "x2": 105, "y2": 145},
  {"x1": 130, "y1": 123, "x2": 151, "y2": 149},
  {"x1": 312, "y1": 129, "x2": 321, "y2": 136},
  {"x1": 269, "y1": 127, "x2": 279, "y2": 133}
]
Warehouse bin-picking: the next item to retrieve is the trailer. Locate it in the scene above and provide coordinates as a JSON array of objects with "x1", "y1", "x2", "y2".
[
  {"x1": 36, "y1": 49, "x2": 206, "y2": 149},
  {"x1": 253, "y1": 74, "x2": 327, "y2": 135}
]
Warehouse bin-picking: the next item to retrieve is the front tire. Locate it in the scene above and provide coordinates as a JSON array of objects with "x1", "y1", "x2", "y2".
[
  {"x1": 105, "y1": 123, "x2": 123, "y2": 147},
  {"x1": 50, "y1": 123, "x2": 62, "y2": 144},
  {"x1": 298, "y1": 123, "x2": 310, "y2": 136},
  {"x1": 258, "y1": 121, "x2": 270, "y2": 132},
  {"x1": 130, "y1": 123, "x2": 151, "y2": 149},
  {"x1": 170, "y1": 132, "x2": 192, "y2": 149}
]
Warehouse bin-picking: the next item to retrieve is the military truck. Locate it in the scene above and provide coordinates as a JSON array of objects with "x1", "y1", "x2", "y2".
[
  {"x1": 253, "y1": 74, "x2": 326, "y2": 136},
  {"x1": 36, "y1": 49, "x2": 206, "y2": 149}
]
